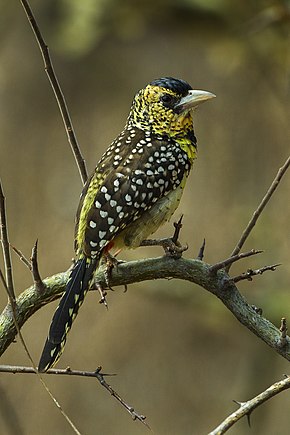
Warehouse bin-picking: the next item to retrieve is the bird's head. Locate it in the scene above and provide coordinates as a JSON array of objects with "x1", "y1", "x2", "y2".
[{"x1": 128, "y1": 77, "x2": 215, "y2": 137}]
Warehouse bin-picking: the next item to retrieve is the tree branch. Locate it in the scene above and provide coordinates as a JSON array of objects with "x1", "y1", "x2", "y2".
[
  {"x1": 227, "y1": 155, "x2": 290, "y2": 272},
  {"x1": 0, "y1": 256, "x2": 289, "y2": 362},
  {"x1": 209, "y1": 376, "x2": 290, "y2": 434},
  {"x1": 19, "y1": 0, "x2": 88, "y2": 185},
  {"x1": 0, "y1": 180, "x2": 16, "y2": 304},
  {"x1": 0, "y1": 365, "x2": 147, "y2": 426}
]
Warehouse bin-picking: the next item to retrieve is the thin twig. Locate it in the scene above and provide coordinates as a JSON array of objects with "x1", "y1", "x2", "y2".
[
  {"x1": 0, "y1": 365, "x2": 148, "y2": 427},
  {"x1": 0, "y1": 180, "x2": 16, "y2": 304},
  {"x1": 209, "y1": 249, "x2": 263, "y2": 274},
  {"x1": 11, "y1": 244, "x2": 31, "y2": 270},
  {"x1": 232, "y1": 263, "x2": 281, "y2": 283},
  {"x1": 209, "y1": 376, "x2": 290, "y2": 434},
  {"x1": 0, "y1": 181, "x2": 82, "y2": 435},
  {"x1": 19, "y1": 0, "x2": 88, "y2": 185},
  {"x1": 227, "y1": 155, "x2": 290, "y2": 272},
  {"x1": 31, "y1": 240, "x2": 45, "y2": 291}
]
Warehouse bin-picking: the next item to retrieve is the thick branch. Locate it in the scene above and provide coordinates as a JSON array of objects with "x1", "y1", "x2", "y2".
[{"x1": 0, "y1": 256, "x2": 289, "y2": 362}]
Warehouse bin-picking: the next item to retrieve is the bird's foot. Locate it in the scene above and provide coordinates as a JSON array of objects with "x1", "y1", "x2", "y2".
[
  {"x1": 96, "y1": 282, "x2": 108, "y2": 308},
  {"x1": 103, "y1": 251, "x2": 126, "y2": 291}
]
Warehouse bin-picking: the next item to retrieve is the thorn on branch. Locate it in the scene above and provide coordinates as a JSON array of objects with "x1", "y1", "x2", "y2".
[
  {"x1": 278, "y1": 318, "x2": 288, "y2": 348},
  {"x1": 0, "y1": 364, "x2": 148, "y2": 427},
  {"x1": 232, "y1": 263, "x2": 282, "y2": 283},
  {"x1": 30, "y1": 240, "x2": 45, "y2": 292},
  {"x1": 172, "y1": 214, "x2": 184, "y2": 245},
  {"x1": 197, "y1": 238, "x2": 206, "y2": 260},
  {"x1": 209, "y1": 249, "x2": 263, "y2": 274}
]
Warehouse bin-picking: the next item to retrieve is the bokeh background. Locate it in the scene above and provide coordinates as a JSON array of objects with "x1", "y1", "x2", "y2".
[{"x1": 0, "y1": 1, "x2": 290, "y2": 434}]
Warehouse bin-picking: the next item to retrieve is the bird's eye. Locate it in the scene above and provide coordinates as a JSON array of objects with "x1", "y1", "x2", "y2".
[{"x1": 160, "y1": 94, "x2": 174, "y2": 105}]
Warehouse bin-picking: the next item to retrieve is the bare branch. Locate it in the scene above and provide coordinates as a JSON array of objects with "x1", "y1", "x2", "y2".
[
  {"x1": 0, "y1": 180, "x2": 16, "y2": 304},
  {"x1": 0, "y1": 365, "x2": 148, "y2": 426},
  {"x1": 1, "y1": 182, "x2": 81, "y2": 435},
  {"x1": 1, "y1": 256, "x2": 290, "y2": 363},
  {"x1": 19, "y1": 0, "x2": 88, "y2": 185},
  {"x1": 209, "y1": 376, "x2": 290, "y2": 434},
  {"x1": 209, "y1": 249, "x2": 263, "y2": 274},
  {"x1": 11, "y1": 244, "x2": 31, "y2": 270},
  {"x1": 233, "y1": 263, "x2": 282, "y2": 283},
  {"x1": 227, "y1": 155, "x2": 290, "y2": 272}
]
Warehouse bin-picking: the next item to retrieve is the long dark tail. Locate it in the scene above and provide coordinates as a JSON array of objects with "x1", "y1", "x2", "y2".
[{"x1": 38, "y1": 257, "x2": 97, "y2": 372}]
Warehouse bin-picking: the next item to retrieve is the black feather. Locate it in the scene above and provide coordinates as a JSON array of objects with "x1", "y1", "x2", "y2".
[
  {"x1": 38, "y1": 257, "x2": 98, "y2": 372},
  {"x1": 150, "y1": 77, "x2": 192, "y2": 96}
]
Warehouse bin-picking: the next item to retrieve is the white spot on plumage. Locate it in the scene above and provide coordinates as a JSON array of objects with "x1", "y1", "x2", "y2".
[
  {"x1": 101, "y1": 186, "x2": 107, "y2": 193},
  {"x1": 146, "y1": 170, "x2": 153, "y2": 176},
  {"x1": 90, "y1": 241, "x2": 98, "y2": 247},
  {"x1": 95, "y1": 200, "x2": 101, "y2": 208},
  {"x1": 99, "y1": 240, "x2": 107, "y2": 248},
  {"x1": 136, "y1": 179, "x2": 143, "y2": 185},
  {"x1": 116, "y1": 206, "x2": 122, "y2": 213},
  {"x1": 119, "y1": 211, "x2": 124, "y2": 218},
  {"x1": 110, "y1": 200, "x2": 117, "y2": 207},
  {"x1": 108, "y1": 217, "x2": 114, "y2": 225},
  {"x1": 125, "y1": 194, "x2": 132, "y2": 202},
  {"x1": 100, "y1": 210, "x2": 108, "y2": 218},
  {"x1": 89, "y1": 220, "x2": 97, "y2": 228},
  {"x1": 99, "y1": 231, "x2": 106, "y2": 239},
  {"x1": 105, "y1": 193, "x2": 111, "y2": 201},
  {"x1": 109, "y1": 225, "x2": 116, "y2": 233}
]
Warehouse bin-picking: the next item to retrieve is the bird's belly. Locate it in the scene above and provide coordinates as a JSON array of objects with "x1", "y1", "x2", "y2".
[{"x1": 113, "y1": 184, "x2": 185, "y2": 249}]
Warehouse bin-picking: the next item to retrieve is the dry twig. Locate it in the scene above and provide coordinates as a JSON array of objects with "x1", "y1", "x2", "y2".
[
  {"x1": 0, "y1": 181, "x2": 16, "y2": 304},
  {"x1": 0, "y1": 365, "x2": 148, "y2": 426},
  {"x1": 0, "y1": 180, "x2": 82, "y2": 435},
  {"x1": 209, "y1": 376, "x2": 290, "y2": 434},
  {"x1": 232, "y1": 263, "x2": 281, "y2": 283},
  {"x1": 209, "y1": 249, "x2": 263, "y2": 274},
  {"x1": 227, "y1": 155, "x2": 290, "y2": 272},
  {"x1": 19, "y1": 0, "x2": 87, "y2": 185}
]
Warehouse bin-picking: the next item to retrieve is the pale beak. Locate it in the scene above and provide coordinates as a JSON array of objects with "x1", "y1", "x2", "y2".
[{"x1": 175, "y1": 89, "x2": 216, "y2": 113}]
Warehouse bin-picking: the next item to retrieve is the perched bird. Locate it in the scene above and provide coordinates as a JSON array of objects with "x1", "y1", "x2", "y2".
[{"x1": 38, "y1": 77, "x2": 215, "y2": 372}]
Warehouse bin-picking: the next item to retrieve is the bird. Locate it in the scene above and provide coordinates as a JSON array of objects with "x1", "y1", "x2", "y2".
[{"x1": 38, "y1": 77, "x2": 215, "y2": 372}]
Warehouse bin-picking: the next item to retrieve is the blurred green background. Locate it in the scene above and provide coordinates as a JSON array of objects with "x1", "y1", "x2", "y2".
[{"x1": 0, "y1": 0, "x2": 290, "y2": 434}]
